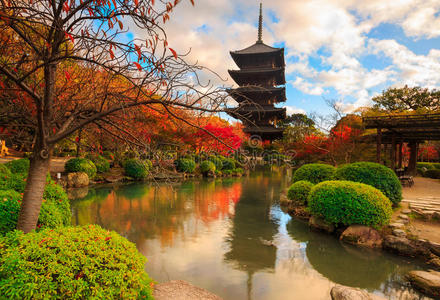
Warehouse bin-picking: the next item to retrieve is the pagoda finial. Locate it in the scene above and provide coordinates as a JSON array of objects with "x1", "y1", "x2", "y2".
[{"x1": 257, "y1": 2, "x2": 263, "y2": 43}]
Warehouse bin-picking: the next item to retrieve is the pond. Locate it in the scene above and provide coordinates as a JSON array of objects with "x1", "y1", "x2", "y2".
[{"x1": 71, "y1": 167, "x2": 430, "y2": 300}]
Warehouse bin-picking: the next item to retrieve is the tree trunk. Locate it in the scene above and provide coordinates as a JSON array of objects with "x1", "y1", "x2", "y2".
[{"x1": 16, "y1": 150, "x2": 51, "y2": 233}]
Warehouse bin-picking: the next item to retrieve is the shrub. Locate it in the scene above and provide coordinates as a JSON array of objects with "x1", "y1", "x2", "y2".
[
  {"x1": 65, "y1": 158, "x2": 97, "y2": 179},
  {"x1": 417, "y1": 162, "x2": 436, "y2": 170},
  {"x1": 0, "y1": 190, "x2": 21, "y2": 235},
  {"x1": 124, "y1": 158, "x2": 150, "y2": 180},
  {"x1": 200, "y1": 161, "x2": 216, "y2": 174},
  {"x1": 209, "y1": 155, "x2": 224, "y2": 171},
  {"x1": 5, "y1": 158, "x2": 29, "y2": 174},
  {"x1": 222, "y1": 158, "x2": 236, "y2": 170},
  {"x1": 0, "y1": 164, "x2": 11, "y2": 176},
  {"x1": 308, "y1": 181, "x2": 392, "y2": 228},
  {"x1": 0, "y1": 225, "x2": 154, "y2": 299},
  {"x1": 102, "y1": 151, "x2": 115, "y2": 161},
  {"x1": 292, "y1": 164, "x2": 336, "y2": 184},
  {"x1": 233, "y1": 168, "x2": 244, "y2": 175},
  {"x1": 223, "y1": 169, "x2": 233, "y2": 176},
  {"x1": 86, "y1": 154, "x2": 110, "y2": 173},
  {"x1": 0, "y1": 173, "x2": 27, "y2": 193},
  {"x1": 424, "y1": 169, "x2": 440, "y2": 179},
  {"x1": 174, "y1": 158, "x2": 196, "y2": 173},
  {"x1": 334, "y1": 162, "x2": 402, "y2": 205},
  {"x1": 287, "y1": 180, "x2": 314, "y2": 205}
]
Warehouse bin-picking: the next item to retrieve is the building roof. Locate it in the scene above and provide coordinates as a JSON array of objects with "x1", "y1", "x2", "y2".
[
  {"x1": 228, "y1": 67, "x2": 285, "y2": 86},
  {"x1": 227, "y1": 87, "x2": 286, "y2": 103},
  {"x1": 230, "y1": 42, "x2": 283, "y2": 55}
]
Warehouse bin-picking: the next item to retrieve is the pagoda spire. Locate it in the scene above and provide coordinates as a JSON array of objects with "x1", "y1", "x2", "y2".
[{"x1": 257, "y1": 2, "x2": 263, "y2": 43}]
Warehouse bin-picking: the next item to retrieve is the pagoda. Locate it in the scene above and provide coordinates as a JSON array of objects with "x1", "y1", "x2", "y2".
[{"x1": 227, "y1": 3, "x2": 287, "y2": 141}]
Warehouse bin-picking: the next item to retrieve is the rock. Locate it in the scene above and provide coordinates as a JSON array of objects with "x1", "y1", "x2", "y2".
[
  {"x1": 383, "y1": 235, "x2": 428, "y2": 257},
  {"x1": 67, "y1": 172, "x2": 89, "y2": 188},
  {"x1": 402, "y1": 209, "x2": 411, "y2": 214},
  {"x1": 389, "y1": 223, "x2": 405, "y2": 229},
  {"x1": 279, "y1": 193, "x2": 291, "y2": 206},
  {"x1": 153, "y1": 280, "x2": 222, "y2": 300},
  {"x1": 399, "y1": 214, "x2": 409, "y2": 220},
  {"x1": 309, "y1": 216, "x2": 335, "y2": 233},
  {"x1": 407, "y1": 270, "x2": 440, "y2": 298},
  {"x1": 392, "y1": 229, "x2": 407, "y2": 238},
  {"x1": 430, "y1": 242, "x2": 440, "y2": 257},
  {"x1": 330, "y1": 285, "x2": 385, "y2": 300},
  {"x1": 340, "y1": 225, "x2": 383, "y2": 248},
  {"x1": 428, "y1": 256, "x2": 440, "y2": 269}
]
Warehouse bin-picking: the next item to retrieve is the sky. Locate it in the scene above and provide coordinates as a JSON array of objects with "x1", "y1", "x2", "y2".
[{"x1": 148, "y1": 0, "x2": 440, "y2": 116}]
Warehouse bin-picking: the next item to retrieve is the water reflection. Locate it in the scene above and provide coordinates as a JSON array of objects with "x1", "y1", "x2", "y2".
[{"x1": 71, "y1": 167, "x2": 429, "y2": 300}]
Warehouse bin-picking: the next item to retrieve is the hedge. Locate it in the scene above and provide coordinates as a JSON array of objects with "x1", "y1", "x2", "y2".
[
  {"x1": 5, "y1": 158, "x2": 30, "y2": 175},
  {"x1": 424, "y1": 169, "x2": 440, "y2": 179},
  {"x1": 308, "y1": 181, "x2": 392, "y2": 228},
  {"x1": 65, "y1": 158, "x2": 97, "y2": 179},
  {"x1": 287, "y1": 180, "x2": 314, "y2": 205},
  {"x1": 334, "y1": 162, "x2": 402, "y2": 205},
  {"x1": 0, "y1": 225, "x2": 154, "y2": 299},
  {"x1": 292, "y1": 164, "x2": 336, "y2": 184},
  {"x1": 0, "y1": 164, "x2": 11, "y2": 176},
  {"x1": 174, "y1": 158, "x2": 196, "y2": 173},
  {"x1": 124, "y1": 159, "x2": 151, "y2": 180}
]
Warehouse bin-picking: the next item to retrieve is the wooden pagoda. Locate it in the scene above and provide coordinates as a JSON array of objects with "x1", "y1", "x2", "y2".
[{"x1": 227, "y1": 3, "x2": 287, "y2": 141}]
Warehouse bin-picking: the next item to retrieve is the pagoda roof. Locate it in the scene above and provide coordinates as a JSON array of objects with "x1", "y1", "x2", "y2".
[
  {"x1": 227, "y1": 86, "x2": 286, "y2": 103},
  {"x1": 231, "y1": 42, "x2": 283, "y2": 55},
  {"x1": 243, "y1": 126, "x2": 284, "y2": 140},
  {"x1": 227, "y1": 106, "x2": 286, "y2": 120},
  {"x1": 228, "y1": 67, "x2": 285, "y2": 86}
]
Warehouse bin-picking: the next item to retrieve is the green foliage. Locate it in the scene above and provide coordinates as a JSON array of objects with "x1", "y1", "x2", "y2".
[
  {"x1": 424, "y1": 169, "x2": 440, "y2": 179},
  {"x1": 0, "y1": 225, "x2": 154, "y2": 299},
  {"x1": 0, "y1": 164, "x2": 11, "y2": 176},
  {"x1": 0, "y1": 190, "x2": 21, "y2": 235},
  {"x1": 334, "y1": 162, "x2": 402, "y2": 205},
  {"x1": 200, "y1": 161, "x2": 216, "y2": 174},
  {"x1": 43, "y1": 179, "x2": 71, "y2": 226},
  {"x1": 86, "y1": 154, "x2": 110, "y2": 173},
  {"x1": 5, "y1": 159, "x2": 30, "y2": 175},
  {"x1": 223, "y1": 169, "x2": 233, "y2": 176},
  {"x1": 287, "y1": 180, "x2": 314, "y2": 205},
  {"x1": 292, "y1": 163, "x2": 336, "y2": 184},
  {"x1": 124, "y1": 159, "x2": 150, "y2": 180},
  {"x1": 372, "y1": 86, "x2": 440, "y2": 111},
  {"x1": 308, "y1": 181, "x2": 392, "y2": 228},
  {"x1": 102, "y1": 151, "x2": 115, "y2": 160},
  {"x1": 208, "y1": 155, "x2": 223, "y2": 171},
  {"x1": 222, "y1": 158, "x2": 236, "y2": 170},
  {"x1": 65, "y1": 158, "x2": 97, "y2": 179},
  {"x1": 0, "y1": 173, "x2": 27, "y2": 193},
  {"x1": 174, "y1": 158, "x2": 196, "y2": 173},
  {"x1": 233, "y1": 168, "x2": 243, "y2": 175}
]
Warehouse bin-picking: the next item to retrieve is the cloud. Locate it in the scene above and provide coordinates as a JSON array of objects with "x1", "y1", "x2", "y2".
[{"x1": 284, "y1": 105, "x2": 306, "y2": 116}]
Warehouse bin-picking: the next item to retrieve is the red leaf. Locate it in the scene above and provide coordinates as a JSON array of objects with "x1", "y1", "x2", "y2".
[
  {"x1": 134, "y1": 0, "x2": 138, "y2": 6},
  {"x1": 169, "y1": 47, "x2": 177, "y2": 59},
  {"x1": 64, "y1": 71, "x2": 71, "y2": 81},
  {"x1": 189, "y1": 0, "x2": 194, "y2": 6},
  {"x1": 133, "y1": 62, "x2": 142, "y2": 71},
  {"x1": 109, "y1": 49, "x2": 115, "y2": 59}
]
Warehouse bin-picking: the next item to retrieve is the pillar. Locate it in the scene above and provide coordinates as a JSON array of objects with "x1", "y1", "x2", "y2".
[
  {"x1": 398, "y1": 142, "x2": 403, "y2": 169},
  {"x1": 390, "y1": 136, "x2": 396, "y2": 170},
  {"x1": 376, "y1": 128, "x2": 382, "y2": 164},
  {"x1": 408, "y1": 142, "x2": 417, "y2": 175}
]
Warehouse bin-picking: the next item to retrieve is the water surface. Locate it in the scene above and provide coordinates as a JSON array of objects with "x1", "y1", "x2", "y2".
[{"x1": 71, "y1": 167, "x2": 429, "y2": 300}]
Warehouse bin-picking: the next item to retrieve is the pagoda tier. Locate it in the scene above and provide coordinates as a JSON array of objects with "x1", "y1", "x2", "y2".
[
  {"x1": 228, "y1": 67, "x2": 285, "y2": 87},
  {"x1": 227, "y1": 87, "x2": 286, "y2": 104},
  {"x1": 226, "y1": 3, "x2": 288, "y2": 142},
  {"x1": 227, "y1": 106, "x2": 286, "y2": 121}
]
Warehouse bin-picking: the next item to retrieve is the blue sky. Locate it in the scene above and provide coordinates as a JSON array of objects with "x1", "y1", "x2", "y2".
[{"x1": 148, "y1": 0, "x2": 440, "y2": 117}]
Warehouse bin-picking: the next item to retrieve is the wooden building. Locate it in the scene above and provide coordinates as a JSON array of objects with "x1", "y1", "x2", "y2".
[{"x1": 227, "y1": 3, "x2": 287, "y2": 141}]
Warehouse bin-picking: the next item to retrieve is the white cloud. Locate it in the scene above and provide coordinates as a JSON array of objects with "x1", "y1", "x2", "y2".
[{"x1": 284, "y1": 105, "x2": 306, "y2": 116}]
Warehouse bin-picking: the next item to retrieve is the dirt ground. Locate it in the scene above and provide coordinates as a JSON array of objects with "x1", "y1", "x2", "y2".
[{"x1": 401, "y1": 177, "x2": 440, "y2": 244}]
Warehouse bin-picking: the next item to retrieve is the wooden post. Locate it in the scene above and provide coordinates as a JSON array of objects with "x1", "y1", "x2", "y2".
[
  {"x1": 376, "y1": 128, "x2": 382, "y2": 163},
  {"x1": 398, "y1": 142, "x2": 403, "y2": 169},
  {"x1": 391, "y1": 136, "x2": 396, "y2": 170},
  {"x1": 408, "y1": 142, "x2": 417, "y2": 175},
  {"x1": 384, "y1": 143, "x2": 388, "y2": 166}
]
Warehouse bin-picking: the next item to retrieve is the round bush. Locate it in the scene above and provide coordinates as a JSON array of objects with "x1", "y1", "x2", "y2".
[
  {"x1": 65, "y1": 158, "x2": 97, "y2": 179},
  {"x1": 0, "y1": 164, "x2": 11, "y2": 176},
  {"x1": 209, "y1": 155, "x2": 224, "y2": 171},
  {"x1": 287, "y1": 180, "x2": 314, "y2": 205},
  {"x1": 222, "y1": 158, "x2": 236, "y2": 170},
  {"x1": 124, "y1": 159, "x2": 150, "y2": 180},
  {"x1": 86, "y1": 155, "x2": 110, "y2": 173},
  {"x1": 0, "y1": 225, "x2": 153, "y2": 299},
  {"x1": 424, "y1": 169, "x2": 440, "y2": 179},
  {"x1": 5, "y1": 158, "x2": 29, "y2": 175},
  {"x1": 233, "y1": 168, "x2": 244, "y2": 175},
  {"x1": 200, "y1": 161, "x2": 216, "y2": 174},
  {"x1": 308, "y1": 181, "x2": 392, "y2": 228},
  {"x1": 293, "y1": 164, "x2": 336, "y2": 184},
  {"x1": 334, "y1": 162, "x2": 402, "y2": 205},
  {"x1": 174, "y1": 158, "x2": 196, "y2": 173}
]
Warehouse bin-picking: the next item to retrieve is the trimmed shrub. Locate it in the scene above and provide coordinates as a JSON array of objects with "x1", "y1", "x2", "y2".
[
  {"x1": 0, "y1": 173, "x2": 26, "y2": 193},
  {"x1": 417, "y1": 162, "x2": 436, "y2": 170},
  {"x1": 88, "y1": 155, "x2": 110, "y2": 173},
  {"x1": 0, "y1": 225, "x2": 154, "y2": 299},
  {"x1": 308, "y1": 181, "x2": 392, "y2": 228},
  {"x1": 287, "y1": 180, "x2": 314, "y2": 205},
  {"x1": 0, "y1": 164, "x2": 11, "y2": 176},
  {"x1": 174, "y1": 158, "x2": 196, "y2": 173},
  {"x1": 65, "y1": 158, "x2": 97, "y2": 179},
  {"x1": 124, "y1": 158, "x2": 150, "y2": 180},
  {"x1": 102, "y1": 151, "x2": 115, "y2": 161},
  {"x1": 292, "y1": 163, "x2": 336, "y2": 184},
  {"x1": 5, "y1": 158, "x2": 29, "y2": 174},
  {"x1": 424, "y1": 169, "x2": 440, "y2": 179},
  {"x1": 222, "y1": 158, "x2": 236, "y2": 170},
  {"x1": 200, "y1": 161, "x2": 216, "y2": 174},
  {"x1": 209, "y1": 155, "x2": 224, "y2": 171},
  {"x1": 334, "y1": 162, "x2": 402, "y2": 205},
  {"x1": 223, "y1": 169, "x2": 233, "y2": 176},
  {"x1": 233, "y1": 168, "x2": 244, "y2": 174},
  {"x1": 0, "y1": 190, "x2": 21, "y2": 235}
]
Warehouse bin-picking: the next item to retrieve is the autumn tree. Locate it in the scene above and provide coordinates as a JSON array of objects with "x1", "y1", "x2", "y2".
[
  {"x1": 372, "y1": 85, "x2": 440, "y2": 111},
  {"x1": 0, "y1": 0, "x2": 228, "y2": 232}
]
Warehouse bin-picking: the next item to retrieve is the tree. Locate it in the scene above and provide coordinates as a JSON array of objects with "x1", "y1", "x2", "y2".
[
  {"x1": 280, "y1": 113, "x2": 318, "y2": 144},
  {"x1": 372, "y1": 85, "x2": 440, "y2": 111},
  {"x1": 0, "y1": 0, "x2": 227, "y2": 232}
]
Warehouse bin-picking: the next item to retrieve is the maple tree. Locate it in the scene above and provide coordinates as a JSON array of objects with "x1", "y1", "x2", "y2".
[{"x1": 0, "y1": 0, "x2": 229, "y2": 232}]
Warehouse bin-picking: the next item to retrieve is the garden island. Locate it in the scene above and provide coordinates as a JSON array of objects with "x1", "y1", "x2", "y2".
[{"x1": 1, "y1": 1, "x2": 440, "y2": 300}]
